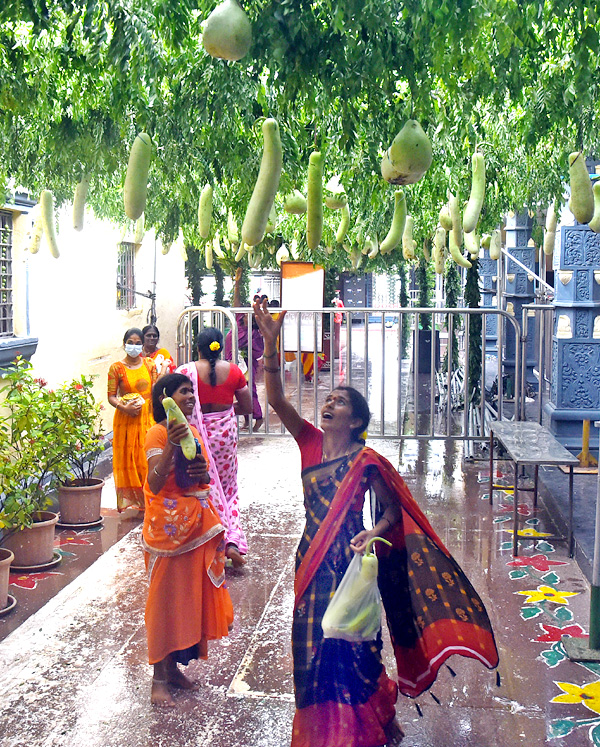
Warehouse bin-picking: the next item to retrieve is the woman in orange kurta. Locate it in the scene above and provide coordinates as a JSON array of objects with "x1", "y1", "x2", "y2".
[
  {"x1": 108, "y1": 327, "x2": 158, "y2": 512},
  {"x1": 143, "y1": 373, "x2": 233, "y2": 707}
]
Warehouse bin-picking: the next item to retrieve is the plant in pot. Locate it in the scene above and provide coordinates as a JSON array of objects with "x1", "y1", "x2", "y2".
[
  {"x1": 56, "y1": 374, "x2": 105, "y2": 526},
  {"x1": 0, "y1": 545, "x2": 14, "y2": 615},
  {"x1": 0, "y1": 358, "x2": 84, "y2": 569}
]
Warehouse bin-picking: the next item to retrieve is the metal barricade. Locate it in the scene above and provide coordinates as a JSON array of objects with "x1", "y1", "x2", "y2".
[
  {"x1": 520, "y1": 303, "x2": 555, "y2": 423},
  {"x1": 175, "y1": 306, "x2": 523, "y2": 443}
]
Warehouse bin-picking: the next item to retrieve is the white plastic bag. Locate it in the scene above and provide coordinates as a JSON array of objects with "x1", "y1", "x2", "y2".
[
  {"x1": 321, "y1": 552, "x2": 382, "y2": 642},
  {"x1": 237, "y1": 353, "x2": 248, "y2": 375}
]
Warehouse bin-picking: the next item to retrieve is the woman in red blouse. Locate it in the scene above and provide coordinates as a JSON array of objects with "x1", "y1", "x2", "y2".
[{"x1": 177, "y1": 328, "x2": 252, "y2": 567}]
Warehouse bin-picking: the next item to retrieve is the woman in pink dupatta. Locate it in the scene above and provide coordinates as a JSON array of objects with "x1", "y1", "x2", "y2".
[{"x1": 177, "y1": 327, "x2": 252, "y2": 567}]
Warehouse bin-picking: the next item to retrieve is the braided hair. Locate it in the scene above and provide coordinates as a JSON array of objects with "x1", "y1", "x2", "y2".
[{"x1": 196, "y1": 327, "x2": 224, "y2": 387}]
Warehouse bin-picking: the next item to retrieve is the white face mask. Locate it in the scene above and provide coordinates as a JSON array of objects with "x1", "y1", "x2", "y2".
[{"x1": 125, "y1": 343, "x2": 143, "y2": 358}]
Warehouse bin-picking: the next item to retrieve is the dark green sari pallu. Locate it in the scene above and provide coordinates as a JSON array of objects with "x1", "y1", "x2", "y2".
[{"x1": 291, "y1": 448, "x2": 499, "y2": 747}]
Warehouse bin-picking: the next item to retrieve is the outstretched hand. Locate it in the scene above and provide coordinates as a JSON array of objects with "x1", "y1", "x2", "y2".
[{"x1": 252, "y1": 299, "x2": 286, "y2": 344}]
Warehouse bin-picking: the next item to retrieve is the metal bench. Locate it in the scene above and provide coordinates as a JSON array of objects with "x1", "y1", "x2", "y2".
[{"x1": 488, "y1": 421, "x2": 579, "y2": 556}]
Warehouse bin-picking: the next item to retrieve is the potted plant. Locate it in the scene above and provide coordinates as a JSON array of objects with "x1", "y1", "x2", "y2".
[
  {"x1": 0, "y1": 547, "x2": 15, "y2": 614},
  {"x1": 0, "y1": 358, "x2": 97, "y2": 567},
  {"x1": 0, "y1": 358, "x2": 102, "y2": 568},
  {"x1": 56, "y1": 375, "x2": 106, "y2": 526}
]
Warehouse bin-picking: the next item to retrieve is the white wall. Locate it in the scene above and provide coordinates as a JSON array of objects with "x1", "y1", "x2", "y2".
[{"x1": 9, "y1": 202, "x2": 189, "y2": 433}]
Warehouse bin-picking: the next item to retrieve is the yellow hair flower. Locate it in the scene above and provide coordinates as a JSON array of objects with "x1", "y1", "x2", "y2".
[
  {"x1": 209, "y1": 341, "x2": 221, "y2": 352},
  {"x1": 359, "y1": 430, "x2": 368, "y2": 442}
]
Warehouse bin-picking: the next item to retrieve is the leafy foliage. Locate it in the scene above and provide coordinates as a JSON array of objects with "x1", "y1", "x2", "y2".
[{"x1": 2, "y1": 0, "x2": 600, "y2": 283}]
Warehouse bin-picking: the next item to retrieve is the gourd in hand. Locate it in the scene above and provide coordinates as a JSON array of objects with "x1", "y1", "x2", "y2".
[
  {"x1": 328, "y1": 537, "x2": 392, "y2": 633},
  {"x1": 162, "y1": 397, "x2": 197, "y2": 460}
]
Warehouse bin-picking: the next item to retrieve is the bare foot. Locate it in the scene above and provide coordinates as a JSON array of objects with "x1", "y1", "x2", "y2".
[
  {"x1": 151, "y1": 679, "x2": 175, "y2": 708},
  {"x1": 253, "y1": 418, "x2": 264, "y2": 431},
  {"x1": 226, "y1": 544, "x2": 247, "y2": 568},
  {"x1": 384, "y1": 717, "x2": 404, "y2": 746},
  {"x1": 167, "y1": 668, "x2": 200, "y2": 691}
]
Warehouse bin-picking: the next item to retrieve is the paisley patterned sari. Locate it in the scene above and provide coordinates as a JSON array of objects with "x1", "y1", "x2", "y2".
[{"x1": 291, "y1": 429, "x2": 498, "y2": 747}]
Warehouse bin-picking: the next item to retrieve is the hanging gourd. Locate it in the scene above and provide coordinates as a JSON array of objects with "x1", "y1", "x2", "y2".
[
  {"x1": 73, "y1": 176, "x2": 89, "y2": 232},
  {"x1": 306, "y1": 151, "x2": 324, "y2": 250},
  {"x1": 202, "y1": 0, "x2": 252, "y2": 62},
  {"x1": 335, "y1": 203, "x2": 350, "y2": 243},
  {"x1": 124, "y1": 132, "x2": 152, "y2": 220},
  {"x1": 40, "y1": 190, "x2": 60, "y2": 258},
  {"x1": 462, "y1": 152, "x2": 486, "y2": 234},
  {"x1": 198, "y1": 184, "x2": 213, "y2": 239},
  {"x1": 568, "y1": 151, "x2": 594, "y2": 224},
  {"x1": 401, "y1": 215, "x2": 416, "y2": 261},
  {"x1": 433, "y1": 226, "x2": 446, "y2": 274},
  {"x1": 380, "y1": 189, "x2": 406, "y2": 255},
  {"x1": 588, "y1": 184, "x2": 600, "y2": 233},
  {"x1": 284, "y1": 190, "x2": 307, "y2": 215},
  {"x1": 544, "y1": 201, "x2": 558, "y2": 253},
  {"x1": 381, "y1": 120, "x2": 432, "y2": 185},
  {"x1": 439, "y1": 202, "x2": 453, "y2": 231},
  {"x1": 489, "y1": 229, "x2": 502, "y2": 260},
  {"x1": 241, "y1": 118, "x2": 282, "y2": 247}
]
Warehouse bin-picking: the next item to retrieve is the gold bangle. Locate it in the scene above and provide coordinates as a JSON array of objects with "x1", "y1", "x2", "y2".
[{"x1": 153, "y1": 465, "x2": 169, "y2": 477}]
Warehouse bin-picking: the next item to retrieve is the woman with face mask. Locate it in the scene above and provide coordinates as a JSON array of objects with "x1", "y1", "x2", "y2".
[{"x1": 108, "y1": 327, "x2": 158, "y2": 512}]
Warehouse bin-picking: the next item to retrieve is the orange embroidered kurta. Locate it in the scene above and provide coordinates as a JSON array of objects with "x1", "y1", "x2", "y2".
[{"x1": 142, "y1": 423, "x2": 233, "y2": 665}]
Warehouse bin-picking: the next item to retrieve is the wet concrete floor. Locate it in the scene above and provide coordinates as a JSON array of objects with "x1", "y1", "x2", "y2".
[{"x1": 1, "y1": 436, "x2": 599, "y2": 746}]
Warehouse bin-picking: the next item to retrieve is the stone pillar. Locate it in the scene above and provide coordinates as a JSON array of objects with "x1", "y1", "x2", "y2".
[
  {"x1": 503, "y1": 212, "x2": 538, "y2": 391},
  {"x1": 545, "y1": 222, "x2": 600, "y2": 448},
  {"x1": 478, "y1": 249, "x2": 498, "y2": 354}
]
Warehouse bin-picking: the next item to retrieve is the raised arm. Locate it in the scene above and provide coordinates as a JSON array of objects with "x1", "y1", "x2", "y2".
[{"x1": 252, "y1": 299, "x2": 304, "y2": 438}]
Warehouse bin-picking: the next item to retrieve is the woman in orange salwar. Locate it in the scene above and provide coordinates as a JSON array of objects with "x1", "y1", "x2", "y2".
[
  {"x1": 143, "y1": 373, "x2": 233, "y2": 707},
  {"x1": 254, "y1": 300, "x2": 498, "y2": 747},
  {"x1": 108, "y1": 327, "x2": 158, "y2": 512}
]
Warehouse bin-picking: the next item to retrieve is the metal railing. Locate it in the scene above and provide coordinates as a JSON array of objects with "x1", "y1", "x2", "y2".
[
  {"x1": 520, "y1": 303, "x2": 555, "y2": 423},
  {"x1": 176, "y1": 306, "x2": 523, "y2": 442}
]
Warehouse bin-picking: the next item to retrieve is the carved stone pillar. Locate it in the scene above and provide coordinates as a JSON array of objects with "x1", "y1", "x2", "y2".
[
  {"x1": 478, "y1": 250, "x2": 497, "y2": 354},
  {"x1": 545, "y1": 223, "x2": 600, "y2": 448}
]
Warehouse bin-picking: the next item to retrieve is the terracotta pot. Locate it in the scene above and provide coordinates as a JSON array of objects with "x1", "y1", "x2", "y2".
[
  {"x1": 58, "y1": 478, "x2": 105, "y2": 524},
  {"x1": 0, "y1": 548, "x2": 14, "y2": 609},
  {"x1": 2, "y1": 511, "x2": 58, "y2": 567}
]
